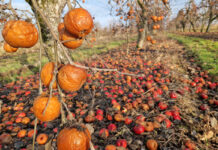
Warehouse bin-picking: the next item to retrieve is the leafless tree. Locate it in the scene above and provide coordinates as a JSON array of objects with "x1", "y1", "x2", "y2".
[
  {"x1": 108, "y1": 0, "x2": 169, "y2": 48},
  {"x1": 200, "y1": 0, "x2": 218, "y2": 32}
]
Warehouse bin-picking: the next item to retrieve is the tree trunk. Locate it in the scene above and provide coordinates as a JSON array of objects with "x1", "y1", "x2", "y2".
[
  {"x1": 26, "y1": 0, "x2": 67, "y2": 62},
  {"x1": 205, "y1": 20, "x2": 212, "y2": 32},
  {"x1": 189, "y1": 25, "x2": 191, "y2": 32},
  {"x1": 200, "y1": 23, "x2": 205, "y2": 32},
  {"x1": 181, "y1": 21, "x2": 186, "y2": 32},
  {"x1": 137, "y1": 22, "x2": 147, "y2": 49},
  {"x1": 190, "y1": 21, "x2": 196, "y2": 32}
]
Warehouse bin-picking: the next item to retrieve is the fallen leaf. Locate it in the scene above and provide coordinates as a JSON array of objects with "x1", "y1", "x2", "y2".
[
  {"x1": 210, "y1": 117, "x2": 217, "y2": 129},
  {"x1": 86, "y1": 124, "x2": 94, "y2": 134},
  {"x1": 200, "y1": 130, "x2": 214, "y2": 141},
  {"x1": 45, "y1": 138, "x2": 52, "y2": 150}
]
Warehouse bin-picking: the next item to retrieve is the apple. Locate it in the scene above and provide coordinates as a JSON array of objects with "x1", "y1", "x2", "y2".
[
  {"x1": 170, "y1": 92, "x2": 177, "y2": 99},
  {"x1": 99, "y1": 128, "x2": 109, "y2": 139},
  {"x1": 116, "y1": 139, "x2": 127, "y2": 148},
  {"x1": 108, "y1": 123, "x2": 117, "y2": 132},
  {"x1": 133, "y1": 124, "x2": 145, "y2": 134},
  {"x1": 158, "y1": 102, "x2": 168, "y2": 110}
]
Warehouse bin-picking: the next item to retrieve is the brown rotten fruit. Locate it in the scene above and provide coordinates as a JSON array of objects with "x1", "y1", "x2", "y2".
[
  {"x1": 59, "y1": 28, "x2": 83, "y2": 49},
  {"x1": 146, "y1": 139, "x2": 158, "y2": 150},
  {"x1": 3, "y1": 42, "x2": 18, "y2": 53},
  {"x1": 64, "y1": 8, "x2": 93, "y2": 38},
  {"x1": 40, "y1": 62, "x2": 57, "y2": 89},
  {"x1": 58, "y1": 22, "x2": 65, "y2": 32},
  {"x1": 33, "y1": 96, "x2": 61, "y2": 122},
  {"x1": 57, "y1": 124, "x2": 91, "y2": 150},
  {"x1": 58, "y1": 64, "x2": 87, "y2": 92},
  {"x1": 2, "y1": 20, "x2": 38, "y2": 48}
]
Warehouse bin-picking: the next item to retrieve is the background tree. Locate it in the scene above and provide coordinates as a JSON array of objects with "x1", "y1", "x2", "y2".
[
  {"x1": 168, "y1": 0, "x2": 217, "y2": 32},
  {"x1": 201, "y1": 0, "x2": 218, "y2": 32},
  {"x1": 175, "y1": 9, "x2": 187, "y2": 32},
  {"x1": 108, "y1": 0, "x2": 169, "y2": 48},
  {"x1": 186, "y1": 0, "x2": 200, "y2": 32}
]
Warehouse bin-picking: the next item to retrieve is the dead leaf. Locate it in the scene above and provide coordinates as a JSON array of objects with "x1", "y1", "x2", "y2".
[
  {"x1": 210, "y1": 117, "x2": 217, "y2": 129},
  {"x1": 45, "y1": 139, "x2": 52, "y2": 150},
  {"x1": 200, "y1": 130, "x2": 214, "y2": 141},
  {"x1": 86, "y1": 124, "x2": 94, "y2": 134}
]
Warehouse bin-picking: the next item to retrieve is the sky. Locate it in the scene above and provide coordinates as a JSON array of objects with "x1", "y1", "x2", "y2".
[
  {"x1": 1, "y1": 0, "x2": 201, "y2": 28},
  {"x1": 0, "y1": 0, "x2": 201, "y2": 41}
]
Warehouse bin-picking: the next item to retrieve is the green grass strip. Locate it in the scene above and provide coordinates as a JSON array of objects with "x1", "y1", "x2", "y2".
[{"x1": 168, "y1": 34, "x2": 218, "y2": 77}]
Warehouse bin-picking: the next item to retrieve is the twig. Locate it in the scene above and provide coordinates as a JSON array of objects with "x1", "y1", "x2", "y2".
[
  {"x1": 60, "y1": 103, "x2": 67, "y2": 125},
  {"x1": 0, "y1": 100, "x2": 2, "y2": 114},
  {"x1": 89, "y1": 141, "x2": 95, "y2": 150},
  {"x1": 73, "y1": 0, "x2": 77, "y2": 8},
  {"x1": 58, "y1": 1, "x2": 67, "y2": 21},
  {"x1": 61, "y1": 38, "x2": 83, "y2": 43},
  {"x1": 58, "y1": 85, "x2": 74, "y2": 121},
  {"x1": 35, "y1": 14, "x2": 43, "y2": 95},
  {"x1": 42, "y1": 41, "x2": 58, "y2": 115},
  {"x1": 67, "y1": 0, "x2": 73, "y2": 10},
  {"x1": 76, "y1": 0, "x2": 83, "y2": 8},
  {"x1": 8, "y1": 0, "x2": 19, "y2": 19},
  {"x1": 32, "y1": 118, "x2": 38, "y2": 150},
  {"x1": 88, "y1": 88, "x2": 96, "y2": 110},
  {"x1": 163, "y1": 133, "x2": 175, "y2": 146}
]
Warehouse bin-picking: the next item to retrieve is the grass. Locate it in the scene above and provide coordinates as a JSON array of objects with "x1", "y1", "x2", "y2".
[
  {"x1": 71, "y1": 39, "x2": 127, "y2": 61},
  {"x1": 0, "y1": 36, "x2": 136, "y2": 83},
  {"x1": 168, "y1": 34, "x2": 218, "y2": 77}
]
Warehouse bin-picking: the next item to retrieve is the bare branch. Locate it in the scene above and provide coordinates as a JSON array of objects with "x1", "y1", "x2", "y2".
[
  {"x1": 32, "y1": 118, "x2": 38, "y2": 150},
  {"x1": 67, "y1": 0, "x2": 73, "y2": 10},
  {"x1": 58, "y1": 1, "x2": 67, "y2": 21},
  {"x1": 35, "y1": 14, "x2": 43, "y2": 95},
  {"x1": 8, "y1": 0, "x2": 19, "y2": 19}
]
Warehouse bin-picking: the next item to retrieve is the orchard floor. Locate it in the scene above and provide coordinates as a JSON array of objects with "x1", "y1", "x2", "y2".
[{"x1": 0, "y1": 35, "x2": 217, "y2": 150}]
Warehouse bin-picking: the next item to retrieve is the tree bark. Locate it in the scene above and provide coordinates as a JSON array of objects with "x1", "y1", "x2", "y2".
[
  {"x1": 205, "y1": 3, "x2": 218, "y2": 33},
  {"x1": 137, "y1": 22, "x2": 147, "y2": 49},
  {"x1": 200, "y1": 22, "x2": 205, "y2": 32},
  {"x1": 136, "y1": 0, "x2": 148, "y2": 49},
  {"x1": 26, "y1": 0, "x2": 67, "y2": 62},
  {"x1": 181, "y1": 22, "x2": 186, "y2": 32},
  {"x1": 205, "y1": 19, "x2": 212, "y2": 32},
  {"x1": 190, "y1": 21, "x2": 196, "y2": 32}
]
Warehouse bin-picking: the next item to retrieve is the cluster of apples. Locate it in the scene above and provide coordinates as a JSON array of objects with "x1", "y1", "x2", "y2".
[{"x1": 58, "y1": 8, "x2": 93, "y2": 49}]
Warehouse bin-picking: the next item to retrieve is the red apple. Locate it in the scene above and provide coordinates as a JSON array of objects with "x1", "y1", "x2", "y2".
[
  {"x1": 99, "y1": 128, "x2": 109, "y2": 139},
  {"x1": 158, "y1": 102, "x2": 168, "y2": 110},
  {"x1": 96, "y1": 109, "x2": 104, "y2": 115},
  {"x1": 209, "y1": 83, "x2": 216, "y2": 89},
  {"x1": 108, "y1": 123, "x2": 117, "y2": 132},
  {"x1": 164, "y1": 119, "x2": 172, "y2": 128},
  {"x1": 170, "y1": 92, "x2": 177, "y2": 99},
  {"x1": 165, "y1": 111, "x2": 173, "y2": 117},
  {"x1": 95, "y1": 115, "x2": 103, "y2": 121},
  {"x1": 116, "y1": 139, "x2": 127, "y2": 148},
  {"x1": 201, "y1": 94, "x2": 208, "y2": 99},
  {"x1": 125, "y1": 117, "x2": 133, "y2": 125},
  {"x1": 133, "y1": 124, "x2": 145, "y2": 135},
  {"x1": 200, "y1": 104, "x2": 209, "y2": 111}
]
